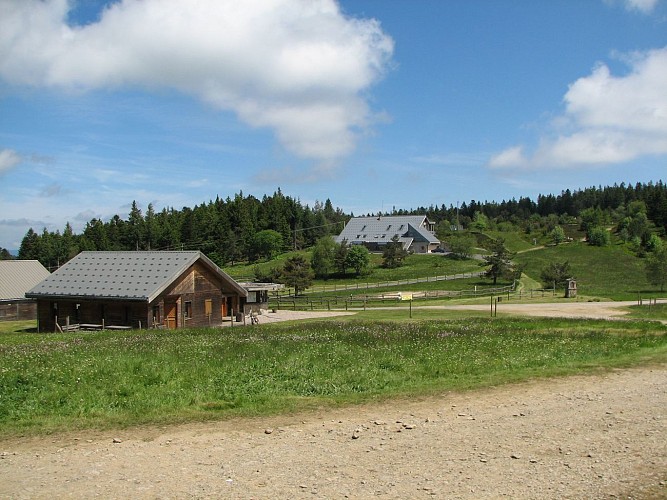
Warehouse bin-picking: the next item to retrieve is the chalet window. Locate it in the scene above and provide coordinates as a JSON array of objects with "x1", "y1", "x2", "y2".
[
  {"x1": 247, "y1": 292, "x2": 257, "y2": 303},
  {"x1": 184, "y1": 301, "x2": 193, "y2": 319},
  {"x1": 205, "y1": 299, "x2": 212, "y2": 316}
]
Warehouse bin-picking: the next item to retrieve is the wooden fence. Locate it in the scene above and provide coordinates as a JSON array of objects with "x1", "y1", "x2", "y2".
[
  {"x1": 263, "y1": 270, "x2": 486, "y2": 299},
  {"x1": 271, "y1": 282, "x2": 518, "y2": 311}
]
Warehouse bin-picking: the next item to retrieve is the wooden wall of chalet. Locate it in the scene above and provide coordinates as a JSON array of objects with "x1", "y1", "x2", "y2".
[
  {"x1": 154, "y1": 262, "x2": 240, "y2": 328},
  {"x1": 0, "y1": 300, "x2": 37, "y2": 321}
]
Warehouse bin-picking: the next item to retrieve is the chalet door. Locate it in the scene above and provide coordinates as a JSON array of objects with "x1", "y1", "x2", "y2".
[
  {"x1": 221, "y1": 299, "x2": 227, "y2": 318},
  {"x1": 165, "y1": 301, "x2": 177, "y2": 329}
]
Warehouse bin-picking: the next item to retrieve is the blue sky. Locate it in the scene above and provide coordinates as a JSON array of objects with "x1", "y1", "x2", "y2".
[{"x1": 1, "y1": 0, "x2": 666, "y2": 251}]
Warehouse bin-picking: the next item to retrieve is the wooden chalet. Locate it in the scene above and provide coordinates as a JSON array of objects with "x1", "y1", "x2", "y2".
[{"x1": 25, "y1": 251, "x2": 247, "y2": 332}]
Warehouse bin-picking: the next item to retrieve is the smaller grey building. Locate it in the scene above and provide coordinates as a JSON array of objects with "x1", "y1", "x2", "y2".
[
  {"x1": 238, "y1": 282, "x2": 285, "y2": 314},
  {"x1": 335, "y1": 215, "x2": 440, "y2": 253},
  {"x1": 0, "y1": 260, "x2": 50, "y2": 321}
]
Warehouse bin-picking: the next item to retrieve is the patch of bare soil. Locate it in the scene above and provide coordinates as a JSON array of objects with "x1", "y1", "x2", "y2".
[
  {"x1": 1, "y1": 367, "x2": 665, "y2": 499},
  {"x1": 431, "y1": 300, "x2": 641, "y2": 320},
  {"x1": 256, "y1": 309, "x2": 356, "y2": 323}
]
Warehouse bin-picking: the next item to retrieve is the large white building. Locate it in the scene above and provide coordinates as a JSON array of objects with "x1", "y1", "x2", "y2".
[{"x1": 335, "y1": 215, "x2": 440, "y2": 254}]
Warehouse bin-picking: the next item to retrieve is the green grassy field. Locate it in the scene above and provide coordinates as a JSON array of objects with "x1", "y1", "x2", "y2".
[
  {"x1": 1, "y1": 318, "x2": 665, "y2": 438},
  {"x1": 626, "y1": 303, "x2": 667, "y2": 320},
  {"x1": 224, "y1": 231, "x2": 663, "y2": 303},
  {"x1": 514, "y1": 240, "x2": 656, "y2": 300},
  {"x1": 225, "y1": 251, "x2": 481, "y2": 284},
  {"x1": 482, "y1": 230, "x2": 537, "y2": 252}
]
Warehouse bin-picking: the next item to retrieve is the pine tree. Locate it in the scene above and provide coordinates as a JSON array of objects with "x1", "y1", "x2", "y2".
[
  {"x1": 382, "y1": 235, "x2": 408, "y2": 268},
  {"x1": 481, "y1": 238, "x2": 515, "y2": 285},
  {"x1": 280, "y1": 255, "x2": 313, "y2": 295}
]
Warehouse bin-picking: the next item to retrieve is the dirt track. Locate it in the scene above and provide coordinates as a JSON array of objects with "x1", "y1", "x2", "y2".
[
  {"x1": 1, "y1": 367, "x2": 665, "y2": 499},
  {"x1": 1, "y1": 303, "x2": 665, "y2": 499}
]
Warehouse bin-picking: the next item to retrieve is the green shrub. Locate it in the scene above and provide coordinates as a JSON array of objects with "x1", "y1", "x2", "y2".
[{"x1": 588, "y1": 227, "x2": 610, "y2": 247}]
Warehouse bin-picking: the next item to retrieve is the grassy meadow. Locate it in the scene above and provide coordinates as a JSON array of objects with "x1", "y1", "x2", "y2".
[
  {"x1": 225, "y1": 251, "x2": 481, "y2": 284},
  {"x1": 2, "y1": 228, "x2": 665, "y2": 439},
  {"x1": 1, "y1": 317, "x2": 665, "y2": 438},
  {"x1": 514, "y1": 240, "x2": 655, "y2": 300}
]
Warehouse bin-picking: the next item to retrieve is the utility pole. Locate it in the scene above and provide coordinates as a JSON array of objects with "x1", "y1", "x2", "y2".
[{"x1": 456, "y1": 201, "x2": 460, "y2": 231}]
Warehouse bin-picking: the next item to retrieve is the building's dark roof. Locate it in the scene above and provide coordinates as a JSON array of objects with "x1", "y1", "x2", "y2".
[
  {"x1": 26, "y1": 251, "x2": 246, "y2": 302},
  {"x1": 335, "y1": 215, "x2": 439, "y2": 248},
  {"x1": 0, "y1": 260, "x2": 50, "y2": 301}
]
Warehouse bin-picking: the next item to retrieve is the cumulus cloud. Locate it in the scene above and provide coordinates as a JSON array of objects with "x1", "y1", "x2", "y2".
[
  {"x1": 0, "y1": 0, "x2": 393, "y2": 164},
  {"x1": 489, "y1": 46, "x2": 667, "y2": 170},
  {"x1": 0, "y1": 149, "x2": 22, "y2": 173},
  {"x1": 624, "y1": 0, "x2": 659, "y2": 13}
]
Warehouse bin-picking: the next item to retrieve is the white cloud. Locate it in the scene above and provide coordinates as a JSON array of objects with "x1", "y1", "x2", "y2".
[
  {"x1": 624, "y1": 0, "x2": 659, "y2": 13},
  {"x1": 0, "y1": 0, "x2": 393, "y2": 164},
  {"x1": 489, "y1": 46, "x2": 667, "y2": 171},
  {"x1": 0, "y1": 149, "x2": 22, "y2": 173},
  {"x1": 487, "y1": 146, "x2": 528, "y2": 169}
]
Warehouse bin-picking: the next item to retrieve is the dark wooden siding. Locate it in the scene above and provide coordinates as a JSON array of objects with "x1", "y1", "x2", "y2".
[
  {"x1": 0, "y1": 300, "x2": 37, "y2": 321},
  {"x1": 36, "y1": 299, "x2": 149, "y2": 332}
]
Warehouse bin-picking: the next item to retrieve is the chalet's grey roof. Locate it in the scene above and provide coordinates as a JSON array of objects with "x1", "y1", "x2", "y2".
[
  {"x1": 335, "y1": 215, "x2": 439, "y2": 248},
  {"x1": 26, "y1": 251, "x2": 246, "y2": 302},
  {"x1": 0, "y1": 260, "x2": 50, "y2": 301}
]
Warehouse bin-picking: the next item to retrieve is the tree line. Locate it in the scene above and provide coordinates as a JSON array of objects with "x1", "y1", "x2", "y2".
[
  {"x1": 15, "y1": 190, "x2": 347, "y2": 270},
  {"x1": 411, "y1": 180, "x2": 667, "y2": 235},
  {"x1": 8, "y1": 181, "x2": 667, "y2": 270}
]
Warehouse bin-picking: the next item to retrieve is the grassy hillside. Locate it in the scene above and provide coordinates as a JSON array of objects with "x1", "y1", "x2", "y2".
[
  {"x1": 480, "y1": 230, "x2": 536, "y2": 253},
  {"x1": 515, "y1": 241, "x2": 655, "y2": 300},
  {"x1": 222, "y1": 233, "x2": 661, "y2": 301},
  {"x1": 224, "y1": 251, "x2": 481, "y2": 285}
]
